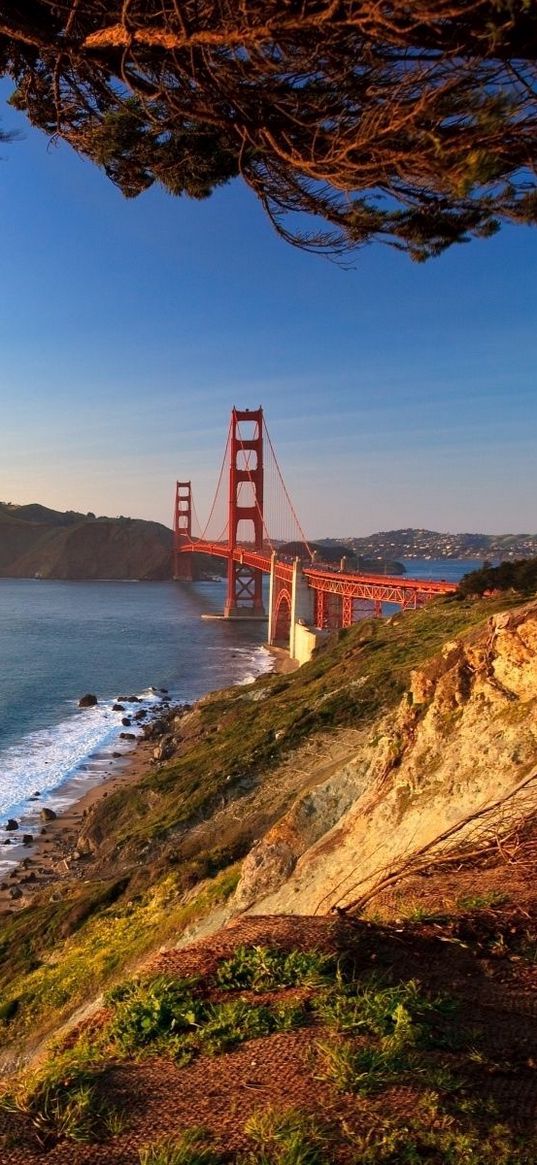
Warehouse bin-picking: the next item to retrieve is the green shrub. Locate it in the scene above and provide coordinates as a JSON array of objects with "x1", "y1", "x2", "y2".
[
  {"x1": 313, "y1": 975, "x2": 451, "y2": 1040},
  {"x1": 458, "y1": 558, "x2": 537, "y2": 598},
  {"x1": 215, "y1": 946, "x2": 333, "y2": 993},
  {"x1": 107, "y1": 974, "x2": 307, "y2": 1058},
  {"x1": 108, "y1": 977, "x2": 204, "y2": 1052}
]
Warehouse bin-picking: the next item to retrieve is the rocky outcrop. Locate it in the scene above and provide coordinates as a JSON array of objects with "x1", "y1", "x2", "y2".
[
  {"x1": 79, "y1": 693, "x2": 98, "y2": 708},
  {"x1": 39, "y1": 808, "x2": 57, "y2": 822},
  {"x1": 234, "y1": 602, "x2": 537, "y2": 916}
]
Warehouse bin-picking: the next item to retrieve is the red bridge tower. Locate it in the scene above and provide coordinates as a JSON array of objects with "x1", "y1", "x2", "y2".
[
  {"x1": 224, "y1": 407, "x2": 265, "y2": 617},
  {"x1": 173, "y1": 480, "x2": 193, "y2": 581}
]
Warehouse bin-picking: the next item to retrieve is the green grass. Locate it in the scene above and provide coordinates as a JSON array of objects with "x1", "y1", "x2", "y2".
[
  {"x1": 313, "y1": 974, "x2": 452, "y2": 1039},
  {"x1": 215, "y1": 946, "x2": 333, "y2": 992},
  {"x1": 0, "y1": 865, "x2": 240, "y2": 1045},
  {"x1": 456, "y1": 890, "x2": 509, "y2": 911},
  {"x1": 1, "y1": 1055, "x2": 125, "y2": 1149},
  {"x1": 400, "y1": 903, "x2": 448, "y2": 923},
  {"x1": 345, "y1": 1115, "x2": 532, "y2": 1164},
  {"x1": 5, "y1": 932, "x2": 537, "y2": 1165},
  {"x1": 139, "y1": 1128, "x2": 224, "y2": 1165},
  {"x1": 106, "y1": 973, "x2": 308, "y2": 1059},
  {"x1": 314, "y1": 975, "x2": 457, "y2": 1096},
  {"x1": 316, "y1": 1037, "x2": 415, "y2": 1095},
  {"x1": 138, "y1": 1112, "x2": 331, "y2": 1165},
  {"x1": 241, "y1": 1107, "x2": 329, "y2": 1165}
]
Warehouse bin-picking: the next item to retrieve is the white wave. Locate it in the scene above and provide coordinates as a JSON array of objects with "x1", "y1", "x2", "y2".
[
  {"x1": 0, "y1": 690, "x2": 162, "y2": 825},
  {"x1": 0, "y1": 646, "x2": 274, "y2": 847},
  {"x1": 237, "y1": 644, "x2": 275, "y2": 684}
]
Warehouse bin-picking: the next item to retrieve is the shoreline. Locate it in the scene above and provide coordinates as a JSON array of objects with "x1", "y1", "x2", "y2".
[
  {"x1": 0, "y1": 645, "x2": 292, "y2": 913},
  {"x1": 0, "y1": 737, "x2": 158, "y2": 912}
]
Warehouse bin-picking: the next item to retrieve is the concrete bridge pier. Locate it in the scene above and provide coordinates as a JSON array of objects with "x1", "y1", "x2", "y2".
[
  {"x1": 267, "y1": 552, "x2": 279, "y2": 645},
  {"x1": 289, "y1": 558, "x2": 315, "y2": 660},
  {"x1": 268, "y1": 554, "x2": 326, "y2": 665}
]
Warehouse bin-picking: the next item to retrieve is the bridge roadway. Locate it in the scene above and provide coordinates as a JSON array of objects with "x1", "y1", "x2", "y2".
[{"x1": 178, "y1": 540, "x2": 458, "y2": 608}]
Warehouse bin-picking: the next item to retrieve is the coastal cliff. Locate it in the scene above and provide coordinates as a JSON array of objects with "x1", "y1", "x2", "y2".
[
  {"x1": 235, "y1": 601, "x2": 537, "y2": 915},
  {"x1": 3, "y1": 590, "x2": 537, "y2": 1159},
  {"x1": 0, "y1": 503, "x2": 173, "y2": 580}
]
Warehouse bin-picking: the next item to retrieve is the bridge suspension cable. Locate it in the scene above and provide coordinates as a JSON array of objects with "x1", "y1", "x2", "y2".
[
  {"x1": 173, "y1": 405, "x2": 459, "y2": 632},
  {"x1": 263, "y1": 419, "x2": 314, "y2": 560},
  {"x1": 195, "y1": 418, "x2": 232, "y2": 544},
  {"x1": 188, "y1": 409, "x2": 313, "y2": 557}
]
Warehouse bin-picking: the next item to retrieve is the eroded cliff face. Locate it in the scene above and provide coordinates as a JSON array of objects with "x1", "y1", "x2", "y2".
[{"x1": 234, "y1": 602, "x2": 537, "y2": 916}]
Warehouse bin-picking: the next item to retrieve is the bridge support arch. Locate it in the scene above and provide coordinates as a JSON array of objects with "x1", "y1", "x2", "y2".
[{"x1": 268, "y1": 555, "x2": 316, "y2": 657}]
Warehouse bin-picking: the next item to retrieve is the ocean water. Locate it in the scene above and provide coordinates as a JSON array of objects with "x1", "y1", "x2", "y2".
[
  {"x1": 401, "y1": 558, "x2": 487, "y2": 583},
  {"x1": 0, "y1": 579, "x2": 271, "y2": 833}
]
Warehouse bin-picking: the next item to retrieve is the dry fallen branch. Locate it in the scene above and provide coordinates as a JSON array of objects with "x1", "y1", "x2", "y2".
[{"x1": 321, "y1": 766, "x2": 537, "y2": 916}]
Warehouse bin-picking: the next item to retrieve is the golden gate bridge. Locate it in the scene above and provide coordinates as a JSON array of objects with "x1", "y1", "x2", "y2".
[{"x1": 173, "y1": 408, "x2": 457, "y2": 661}]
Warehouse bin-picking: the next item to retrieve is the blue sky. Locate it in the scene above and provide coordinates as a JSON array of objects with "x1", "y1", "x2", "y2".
[{"x1": 1, "y1": 82, "x2": 536, "y2": 538}]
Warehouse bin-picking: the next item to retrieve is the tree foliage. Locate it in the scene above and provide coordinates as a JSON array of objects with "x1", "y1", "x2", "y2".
[
  {"x1": 2, "y1": 2, "x2": 537, "y2": 257},
  {"x1": 459, "y1": 558, "x2": 537, "y2": 597}
]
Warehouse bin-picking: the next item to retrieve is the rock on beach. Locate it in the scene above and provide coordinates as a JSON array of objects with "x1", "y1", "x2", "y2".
[
  {"x1": 79, "y1": 693, "x2": 98, "y2": 707},
  {"x1": 39, "y1": 807, "x2": 57, "y2": 822}
]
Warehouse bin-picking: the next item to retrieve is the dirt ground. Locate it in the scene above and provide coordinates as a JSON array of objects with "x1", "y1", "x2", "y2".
[{"x1": 4, "y1": 853, "x2": 537, "y2": 1165}]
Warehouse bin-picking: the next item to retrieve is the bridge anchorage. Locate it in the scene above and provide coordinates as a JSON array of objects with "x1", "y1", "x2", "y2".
[{"x1": 173, "y1": 407, "x2": 457, "y2": 664}]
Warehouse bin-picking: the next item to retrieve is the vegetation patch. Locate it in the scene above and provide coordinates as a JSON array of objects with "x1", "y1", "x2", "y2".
[
  {"x1": 139, "y1": 1127, "x2": 224, "y2": 1165},
  {"x1": 0, "y1": 865, "x2": 240, "y2": 1044},
  {"x1": 242, "y1": 1106, "x2": 329, "y2": 1165},
  {"x1": 313, "y1": 974, "x2": 452, "y2": 1041},
  {"x1": 1, "y1": 1053, "x2": 125, "y2": 1149},
  {"x1": 314, "y1": 973, "x2": 462, "y2": 1098},
  {"x1": 215, "y1": 945, "x2": 333, "y2": 992},
  {"x1": 456, "y1": 890, "x2": 509, "y2": 911},
  {"x1": 138, "y1": 1111, "x2": 330, "y2": 1165},
  {"x1": 459, "y1": 558, "x2": 537, "y2": 598},
  {"x1": 106, "y1": 973, "x2": 308, "y2": 1059},
  {"x1": 344, "y1": 1108, "x2": 530, "y2": 1165}
]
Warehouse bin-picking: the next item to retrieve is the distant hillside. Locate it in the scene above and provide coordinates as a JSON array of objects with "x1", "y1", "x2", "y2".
[
  {"x1": 0, "y1": 503, "x2": 174, "y2": 580},
  {"x1": 278, "y1": 540, "x2": 405, "y2": 574},
  {"x1": 318, "y1": 528, "x2": 537, "y2": 561}
]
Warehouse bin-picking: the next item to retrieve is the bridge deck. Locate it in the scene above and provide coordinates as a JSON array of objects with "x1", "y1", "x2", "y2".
[{"x1": 177, "y1": 540, "x2": 458, "y2": 602}]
